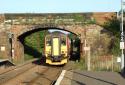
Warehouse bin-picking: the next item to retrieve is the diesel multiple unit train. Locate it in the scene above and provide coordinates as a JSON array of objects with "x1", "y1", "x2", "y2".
[{"x1": 44, "y1": 32, "x2": 71, "y2": 65}]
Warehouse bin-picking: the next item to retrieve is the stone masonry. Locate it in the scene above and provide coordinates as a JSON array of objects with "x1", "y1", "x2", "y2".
[{"x1": 0, "y1": 13, "x2": 115, "y2": 63}]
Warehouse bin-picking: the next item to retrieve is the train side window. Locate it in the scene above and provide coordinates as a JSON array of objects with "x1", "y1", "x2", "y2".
[
  {"x1": 46, "y1": 38, "x2": 51, "y2": 46},
  {"x1": 61, "y1": 38, "x2": 66, "y2": 45}
]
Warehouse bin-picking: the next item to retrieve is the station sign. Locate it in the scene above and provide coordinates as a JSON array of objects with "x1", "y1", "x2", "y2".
[
  {"x1": 1, "y1": 46, "x2": 5, "y2": 51},
  {"x1": 120, "y1": 42, "x2": 124, "y2": 49},
  {"x1": 117, "y1": 57, "x2": 121, "y2": 63}
]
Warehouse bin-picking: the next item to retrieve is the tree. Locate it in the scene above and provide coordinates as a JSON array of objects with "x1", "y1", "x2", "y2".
[
  {"x1": 103, "y1": 16, "x2": 121, "y2": 56},
  {"x1": 24, "y1": 30, "x2": 49, "y2": 53}
]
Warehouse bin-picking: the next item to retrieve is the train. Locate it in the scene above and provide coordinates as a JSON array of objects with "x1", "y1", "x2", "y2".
[{"x1": 44, "y1": 32, "x2": 71, "y2": 65}]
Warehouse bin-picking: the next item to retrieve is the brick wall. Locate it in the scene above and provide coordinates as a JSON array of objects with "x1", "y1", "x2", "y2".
[
  {"x1": 0, "y1": 14, "x2": 5, "y2": 23},
  {"x1": 0, "y1": 31, "x2": 10, "y2": 59},
  {"x1": 92, "y1": 12, "x2": 116, "y2": 25}
]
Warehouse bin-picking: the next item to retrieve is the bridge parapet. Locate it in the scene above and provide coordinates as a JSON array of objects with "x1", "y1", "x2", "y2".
[
  {"x1": 0, "y1": 23, "x2": 12, "y2": 32},
  {"x1": 4, "y1": 18, "x2": 85, "y2": 26}
]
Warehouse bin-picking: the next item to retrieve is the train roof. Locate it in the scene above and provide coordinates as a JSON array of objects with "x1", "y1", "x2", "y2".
[{"x1": 46, "y1": 31, "x2": 67, "y2": 37}]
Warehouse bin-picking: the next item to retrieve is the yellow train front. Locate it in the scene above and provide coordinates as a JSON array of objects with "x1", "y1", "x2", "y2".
[{"x1": 44, "y1": 32, "x2": 70, "y2": 65}]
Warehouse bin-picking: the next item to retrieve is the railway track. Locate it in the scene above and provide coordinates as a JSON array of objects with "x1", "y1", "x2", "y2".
[
  {"x1": 0, "y1": 59, "x2": 38, "y2": 75},
  {"x1": 0, "y1": 59, "x2": 67, "y2": 85},
  {"x1": 23, "y1": 66, "x2": 62, "y2": 85},
  {"x1": 0, "y1": 59, "x2": 37, "y2": 85}
]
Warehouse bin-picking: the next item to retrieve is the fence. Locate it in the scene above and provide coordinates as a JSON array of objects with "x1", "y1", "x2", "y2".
[{"x1": 82, "y1": 55, "x2": 121, "y2": 72}]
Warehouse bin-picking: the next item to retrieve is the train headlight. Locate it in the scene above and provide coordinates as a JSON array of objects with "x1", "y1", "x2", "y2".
[{"x1": 61, "y1": 51, "x2": 64, "y2": 53}]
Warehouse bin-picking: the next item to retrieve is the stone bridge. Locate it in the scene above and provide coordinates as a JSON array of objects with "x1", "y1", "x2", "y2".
[{"x1": 0, "y1": 13, "x2": 107, "y2": 63}]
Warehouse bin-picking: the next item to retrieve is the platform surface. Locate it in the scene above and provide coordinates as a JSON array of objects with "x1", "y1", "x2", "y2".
[
  {"x1": 59, "y1": 70, "x2": 125, "y2": 85},
  {"x1": 0, "y1": 59, "x2": 9, "y2": 62}
]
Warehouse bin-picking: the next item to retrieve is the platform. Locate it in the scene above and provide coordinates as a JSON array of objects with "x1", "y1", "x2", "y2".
[
  {"x1": 55, "y1": 70, "x2": 125, "y2": 85},
  {"x1": 0, "y1": 59, "x2": 14, "y2": 67},
  {"x1": 0, "y1": 59, "x2": 9, "y2": 63}
]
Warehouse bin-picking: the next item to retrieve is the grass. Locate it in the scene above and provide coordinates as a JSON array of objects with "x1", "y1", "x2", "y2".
[
  {"x1": 73, "y1": 56, "x2": 121, "y2": 72},
  {"x1": 74, "y1": 59, "x2": 87, "y2": 70},
  {"x1": 0, "y1": 56, "x2": 4, "y2": 59},
  {"x1": 24, "y1": 54, "x2": 34, "y2": 61},
  {"x1": 12, "y1": 54, "x2": 36, "y2": 65}
]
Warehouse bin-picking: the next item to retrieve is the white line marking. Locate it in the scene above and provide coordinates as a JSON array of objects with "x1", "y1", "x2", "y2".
[{"x1": 55, "y1": 70, "x2": 66, "y2": 85}]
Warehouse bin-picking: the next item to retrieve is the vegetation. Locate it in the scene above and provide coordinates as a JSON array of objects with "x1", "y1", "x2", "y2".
[
  {"x1": 5, "y1": 13, "x2": 96, "y2": 25},
  {"x1": 68, "y1": 33, "x2": 77, "y2": 40},
  {"x1": 74, "y1": 59, "x2": 87, "y2": 70},
  {"x1": 72, "y1": 14, "x2": 86, "y2": 22},
  {"x1": 70, "y1": 15, "x2": 121, "y2": 71},
  {"x1": 103, "y1": 16, "x2": 121, "y2": 56},
  {"x1": 72, "y1": 13, "x2": 96, "y2": 24},
  {"x1": 24, "y1": 54, "x2": 34, "y2": 61},
  {"x1": 68, "y1": 33, "x2": 81, "y2": 61},
  {"x1": 24, "y1": 30, "x2": 49, "y2": 60}
]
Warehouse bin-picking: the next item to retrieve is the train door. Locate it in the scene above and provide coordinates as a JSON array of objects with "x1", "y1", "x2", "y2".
[{"x1": 52, "y1": 37, "x2": 60, "y2": 56}]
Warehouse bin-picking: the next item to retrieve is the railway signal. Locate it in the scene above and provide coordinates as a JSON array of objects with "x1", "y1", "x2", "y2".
[{"x1": 8, "y1": 32, "x2": 14, "y2": 62}]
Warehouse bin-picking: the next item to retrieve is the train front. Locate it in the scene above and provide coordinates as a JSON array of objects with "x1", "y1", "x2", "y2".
[{"x1": 44, "y1": 33, "x2": 70, "y2": 65}]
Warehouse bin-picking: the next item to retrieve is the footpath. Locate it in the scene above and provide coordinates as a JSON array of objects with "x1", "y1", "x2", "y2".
[{"x1": 55, "y1": 70, "x2": 125, "y2": 85}]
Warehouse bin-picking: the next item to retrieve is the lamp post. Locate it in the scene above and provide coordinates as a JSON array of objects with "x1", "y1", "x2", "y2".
[{"x1": 120, "y1": 0, "x2": 124, "y2": 72}]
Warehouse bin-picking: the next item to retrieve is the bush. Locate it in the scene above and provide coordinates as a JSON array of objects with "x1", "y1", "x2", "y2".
[{"x1": 103, "y1": 16, "x2": 121, "y2": 56}]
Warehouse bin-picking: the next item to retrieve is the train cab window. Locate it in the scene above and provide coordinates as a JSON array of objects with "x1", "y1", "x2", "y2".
[
  {"x1": 46, "y1": 38, "x2": 51, "y2": 46},
  {"x1": 61, "y1": 38, "x2": 66, "y2": 46}
]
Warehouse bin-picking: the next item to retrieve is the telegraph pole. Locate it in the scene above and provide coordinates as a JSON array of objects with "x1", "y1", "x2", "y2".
[{"x1": 120, "y1": 0, "x2": 124, "y2": 72}]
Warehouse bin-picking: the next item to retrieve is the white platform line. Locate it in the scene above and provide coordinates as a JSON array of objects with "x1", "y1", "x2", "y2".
[{"x1": 55, "y1": 70, "x2": 66, "y2": 85}]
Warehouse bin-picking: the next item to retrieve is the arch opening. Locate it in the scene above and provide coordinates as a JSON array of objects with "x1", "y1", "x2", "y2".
[{"x1": 17, "y1": 27, "x2": 81, "y2": 62}]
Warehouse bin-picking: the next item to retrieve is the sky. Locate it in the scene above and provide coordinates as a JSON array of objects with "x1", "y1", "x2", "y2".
[
  {"x1": 49, "y1": 29, "x2": 69, "y2": 34},
  {"x1": 0, "y1": 0, "x2": 121, "y2": 13}
]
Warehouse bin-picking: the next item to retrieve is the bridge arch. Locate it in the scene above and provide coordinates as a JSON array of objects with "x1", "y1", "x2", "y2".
[
  {"x1": 9, "y1": 24, "x2": 103, "y2": 63},
  {"x1": 17, "y1": 24, "x2": 84, "y2": 37},
  {"x1": 16, "y1": 25, "x2": 82, "y2": 61}
]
